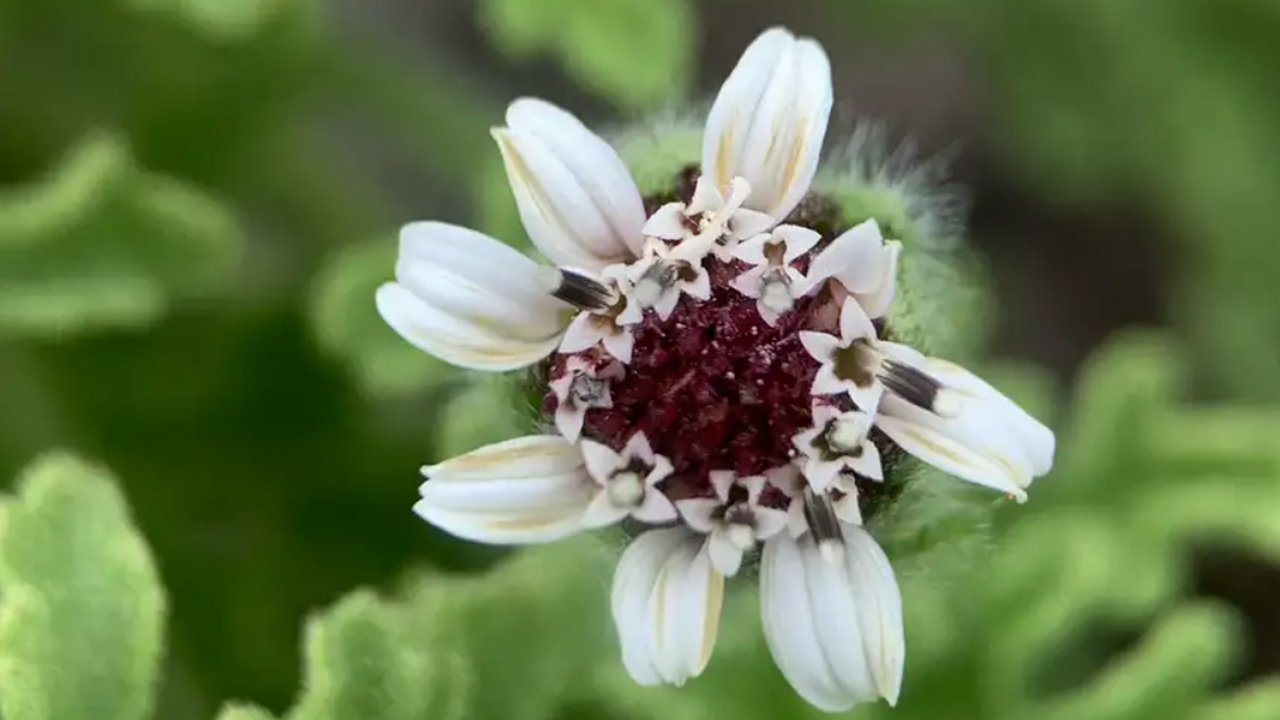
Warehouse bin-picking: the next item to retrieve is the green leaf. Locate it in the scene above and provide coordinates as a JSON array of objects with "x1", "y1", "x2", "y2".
[
  {"x1": 289, "y1": 591, "x2": 431, "y2": 720},
  {"x1": 310, "y1": 238, "x2": 458, "y2": 398},
  {"x1": 0, "y1": 453, "x2": 166, "y2": 720},
  {"x1": 482, "y1": 0, "x2": 695, "y2": 109},
  {"x1": 0, "y1": 133, "x2": 243, "y2": 337}
]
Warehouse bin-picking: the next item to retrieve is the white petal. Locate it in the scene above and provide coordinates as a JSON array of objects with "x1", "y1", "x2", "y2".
[
  {"x1": 799, "y1": 330, "x2": 840, "y2": 363},
  {"x1": 554, "y1": 403, "x2": 588, "y2": 442},
  {"x1": 625, "y1": 431, "x2": 658, "y2": 466},
  {"x1": 774, "y1": 224, "x2": 822, "y2": 261},
  {"x1": 857, "y1": 240, "x2": 900, "y2": 320},
  {"x1": 802, "y1": 533, "x2": 879, "y2": 705},
  {"x1": 810, "y1": 364, "x2": 849, "y2": 398},
  {"x1": 685, "y1": 175, "x2": 725, "y2": 216},
  {"x1": 848, "y1": 441, "x2": 884, "y2": 480},
  {"x1": 601, "y1": 325, "x2": 635, "y2": 364},
  {"x1": 612, "y1": 528, "x2": 690, "y2": 685},
  {"x1": 731, "y1": 265, "x2": 769, "y2": 299},
  {"x1": 838, "y1": 296, "x2": 877, "y2": 343},
  {"x1": 397, "y1": 222, "x2": 562, "y2": 333},
  {"x1": 612, "y1": 530, "x2": 724, "y2": 686},
  {"x1": 833, "y1": 486, "x2": 864, "y2": 525},
  {"x1": 876, "y1": 399, "x2": 1031, "y2": 501},
  {"x1": 728, "y1": 208, "x2": 780, "y2": 241},
  {"x1": 377, "y1": 284, "x2": 562, "y2": 372},
  {"x1": 581, "y1": 439, "x2": 625, "y2": 484},
  {"x1": 424, "y1": 435, "x2": 583, "y2": 481},
  {"x1": 654, "y1": 287, "x2": 681, "y2": 320},
  {"x1": 677, "y1": 498, "x2": 722, "y2": 534},
  {"x1": 683, "y1": 266, "x2": 712, "y2": 300},
  {"x1": 802, "y1": 455, "x2": 843, "y2": 492},
  {"x1": 807, "y1": 220, "x2": 886, "y2": 294},
  {"x1": 918, "y1": 357, "x2": 1056, "y2": 476},
  {"x1": 558, "y1": 312, "x2": 605, "y2": 354},
  {"x1": 761, "y1": 534, "x2": 852, "y2": 711},
  {"x1": 655, "y1": 538, "x2": 725, "y2": 683},
  {"x1": 703, "y1": 28, "x2": 832, "y2": 220},
  {"x1": 842, "y1": 525, "x2": 905, "y2": 705},
  {"x1": 731, "y1": 233, "x2": 772, "y2": 265},
  {"x1": 416, "y1": 435, "x2": 590, "y2": 544},
  {"x1": 581, "y1": 490, "x2": 632, "y2": 529},
  {"x1": 633, "y1": 488, "x2": 678, "y2": 524},
  {"x1": 754, "y1": 506, "x2": 790, "y2": 539},
  {"x1": 644, "y1": 203, "x2": 691, "y2": 241},
  {"x1": 710, "y1": 470, "x2": 736, "y2": 502},
  {"x1": 708, "y1": 530, "x2": 746, "y2": 576}
]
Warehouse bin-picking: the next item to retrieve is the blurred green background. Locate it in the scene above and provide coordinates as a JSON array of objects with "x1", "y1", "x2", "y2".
[{"x1": 1, "y1": 0, "x2": 1279, "y2": 719}]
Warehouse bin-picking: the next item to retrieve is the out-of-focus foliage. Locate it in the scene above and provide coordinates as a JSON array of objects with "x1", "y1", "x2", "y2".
[
  {"x1": 840, "y1": 0, "x2": 1280, "y2": 400},
  {"x1": 0, "y1": 454, "x2": 165, "y2": 720},
  {"x1": 0, "y1": 134, "x2": 241, "y2": 336},
  {"x1": 481, "y1": 0, "x2": 695, "y2": 109},
  {"x1": 310, "y1": 238, "x2": 456, "y2": 398}
]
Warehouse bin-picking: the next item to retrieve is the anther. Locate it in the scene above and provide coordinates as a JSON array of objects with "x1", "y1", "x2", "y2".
[
  {"x1": 802, "y1": 487, "x2": 844, "y2": 553},
  {"x1": 549, "y1": 268, "x2": 618, "y2": 310},
  {"x1": 880, "y1": 360, "x2": 952, "y2": 416},
  {"x1": 633, "y1": 261, "x2": 678, "y2": 307},
  {"x1": 569, "y1": 373, "x2": 608, "y2": 406}
]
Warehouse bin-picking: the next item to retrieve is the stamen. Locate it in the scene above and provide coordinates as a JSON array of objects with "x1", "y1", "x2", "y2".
[
  {"x1": 880, "y1": 359, "x2": 947, "y2": 414},
  {"x1": 802, "y1": 487, "x2": 844, "y2": 552},
  {"x1": 550, "y1": 268, "x2": 618, "y2": 310},
  {"x1": 825, "y1": 419, "x2": 867, "y2": 455},
  {"x1": 569, "y1": 374, "x2": 608, "y2": 407},
  {"x1": 607, "y1": 471, "x2": 646, "y2": 507},
  {"x1": 759, "y1": 269, "x2": 795, "y2": 314},
  {"x1": 633, "y1": 261, "x2": 678, "y2": 307}
]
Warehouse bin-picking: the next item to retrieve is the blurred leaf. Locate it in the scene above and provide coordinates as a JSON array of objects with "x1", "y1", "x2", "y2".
[
  {"x1": 436, "y1": 375, "x2": 537, "y2": 459},
  {"x1": 0, "y1": 453, "x2": 165, "y2": 720},
  {"x1": 310, "y1": 239, "x2": 457, "y2": 398},
  {"x1": 289, "y1": 591, "x2": 431, "y2": 720},
  {"x1": 125, "y1": 0, "x2": 301, "y2": 41},
  {"x1": 482, "y1": 0, "x2": 695, "y2": 109},
  {"x1": 0, "y1": 133, "x2": 242, "y2": 337},
  {"x1": 220, "y1": 538, "x2": 615, "y2": 720}
]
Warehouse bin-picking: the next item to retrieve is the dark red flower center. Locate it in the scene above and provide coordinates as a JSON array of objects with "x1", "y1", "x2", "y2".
[{"x1": 543, "y1": 168, "x2": 904, "y2": 517}]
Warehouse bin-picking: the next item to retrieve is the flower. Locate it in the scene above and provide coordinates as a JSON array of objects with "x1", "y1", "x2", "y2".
[{"x1": 382, "y1": 25, "x2": 1056, "y2": 712}]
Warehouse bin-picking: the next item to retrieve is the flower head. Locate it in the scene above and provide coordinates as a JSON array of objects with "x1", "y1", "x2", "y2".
[{"x1": 380, "y1": 25, "x2": 1055, "y2": 712}]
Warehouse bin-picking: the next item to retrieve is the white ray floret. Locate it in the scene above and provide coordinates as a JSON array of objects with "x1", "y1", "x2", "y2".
[
  {"x1": 611, "y1": 527, "x2": 724, "y2": 686},
  {"x1": 730, "y1": 224, "x2": 821, "y2": 325},
  {"x1": 580, "y1": 432, "x2": 678, "y2": 528},
  {"x1": 792, "y1": 404, "x2": 884, "y2": 491},
  {"x1": 702, "y1": 27, "x2": 833, "y2": 222},
  {"x1": 803, "y1": 298, "x2": 1055, "y2": 501},
  {"x1": 377, "y1": 222, "x2": 572, "y2": 372},
  {"x1": 414, "y1": 435, "x2": 593, "y2": 545},
  {"x1": 807, "y1": 219, "x2": 902, "y2": 320},
  {"x1": 492, "y1": 98, "x2": 647, "y2": 270},
  {"x1": 761, "y1": 523, "x2": 904, "y2": 711},
  {"x1": 675, "y1": 471, "x2": 790, "y2": 576}
]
